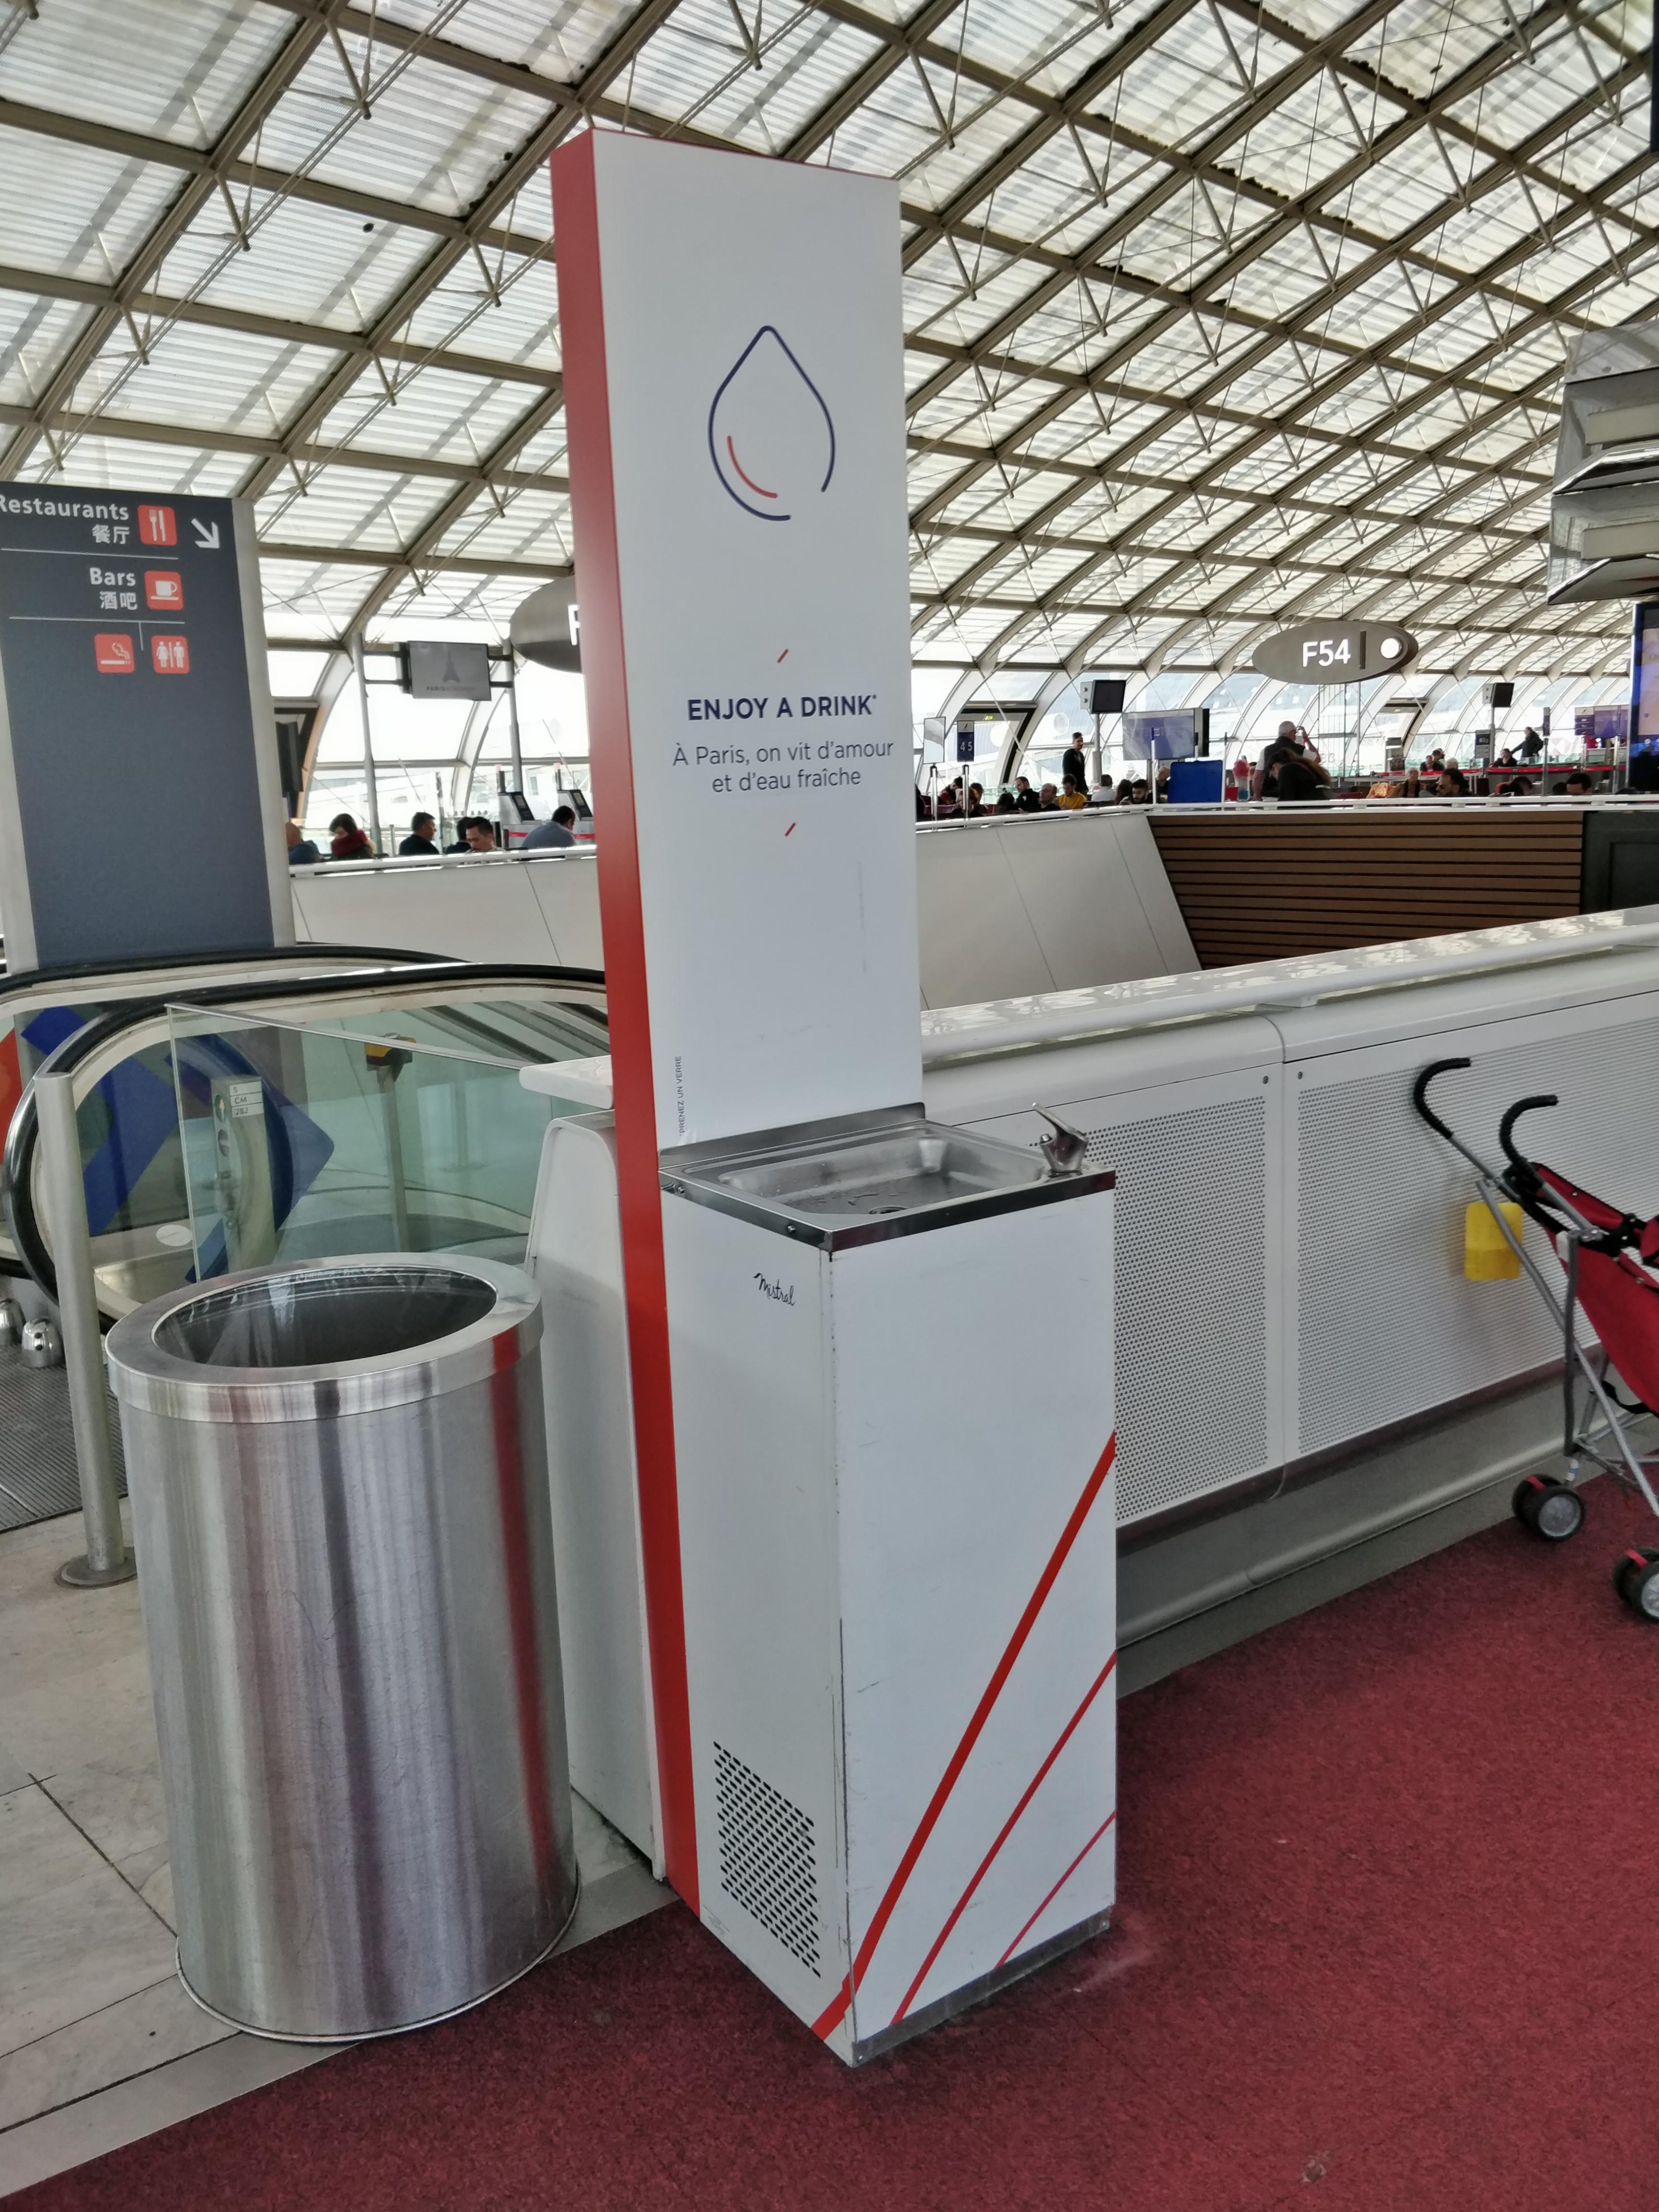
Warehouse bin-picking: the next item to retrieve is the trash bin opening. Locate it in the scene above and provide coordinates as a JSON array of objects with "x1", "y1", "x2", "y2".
[{"x1": 153, "y1": 1267, "x2": 498, "y2": 1371}]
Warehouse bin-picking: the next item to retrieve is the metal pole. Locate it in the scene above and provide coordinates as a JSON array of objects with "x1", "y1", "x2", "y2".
[
  {"x1": 36, "y1": 1070, "x2": 133, "y2": 1587},
  {"x1": 504, "y1": 651, "x2": 524, "y2": 791},
  {"x1": 352, "y1": 632, "x2": 384, "y2": 855}
]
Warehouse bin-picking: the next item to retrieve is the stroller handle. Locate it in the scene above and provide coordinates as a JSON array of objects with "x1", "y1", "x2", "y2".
[
  {"x1": 1499, "y1": 1094, "x2": 1558, "y2": 1176},
  {"x1": 1411, "y1": 1058, "x2": 1473, "y2": 1144}
]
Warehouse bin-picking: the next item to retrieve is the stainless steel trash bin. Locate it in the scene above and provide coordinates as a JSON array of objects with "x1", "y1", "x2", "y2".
[{"x1": 106, "y1": 1253, "x2": 578, "y2": 2042}]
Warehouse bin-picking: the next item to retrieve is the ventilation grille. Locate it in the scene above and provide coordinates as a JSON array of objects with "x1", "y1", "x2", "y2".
[
  {"x1": 713, "y1": 1744, "x2": 820, "y2": 1976},
  {"x1": 1081, "y1": 1094, "x2": 1271, "y2": 1525},
  {"x1": 1296, "y1": 1020, "x2": 1659, "y2": 1457}
]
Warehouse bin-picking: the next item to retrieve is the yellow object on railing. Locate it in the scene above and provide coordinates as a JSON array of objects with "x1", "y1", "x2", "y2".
[{"x1": 1464, "y1": 1198, "x2": 1523, "y2": 1281}]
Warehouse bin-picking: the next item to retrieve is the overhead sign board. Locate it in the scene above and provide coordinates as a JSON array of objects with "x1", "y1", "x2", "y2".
[
  {"x1": 1253, "y1": 620, "x2": 1418, "y2": 685},
  {"x1": 402, "y1": 639, "x2": 493, "y2": 700},
  {"x1": 510, "y1": 577, "x2": 581, "y2": 671},
  {"x1": 0, "y1": 484, "x2": 290, "y2": 972}
]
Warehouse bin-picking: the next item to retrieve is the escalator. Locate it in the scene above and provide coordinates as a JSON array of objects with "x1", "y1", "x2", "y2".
[
  {"x1": 0, "y1": 954, "x2": 608, "y2": 1532},
  {"x1": 0, "y1": 940, "x2": 461, "y2": 1278}
]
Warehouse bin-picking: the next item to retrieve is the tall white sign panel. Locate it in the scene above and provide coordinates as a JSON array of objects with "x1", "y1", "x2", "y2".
[
  {"x1": 553, "y1": 137, "x2": 1118, "y2": 2044},
  {"x1": 555, "y1": 133, "x2": 920, "y2": 1153}
]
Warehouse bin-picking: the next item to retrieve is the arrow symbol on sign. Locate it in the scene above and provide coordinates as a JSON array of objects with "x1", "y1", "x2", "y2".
[{"x1": 191, "y1": 518, "x2": 220, "y2": 550}]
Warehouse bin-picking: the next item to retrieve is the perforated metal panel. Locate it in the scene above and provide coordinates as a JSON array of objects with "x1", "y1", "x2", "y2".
[
  {"x1": 1082, "y1": 1096, "x2": 1271, "y2": 1526},
  {"x1": 713, "y1": 1743, "x2": 821, "y2": 1976},
  {"x1": 1295, "y1": 1014, "x2": 1659, "y2": 1458}
]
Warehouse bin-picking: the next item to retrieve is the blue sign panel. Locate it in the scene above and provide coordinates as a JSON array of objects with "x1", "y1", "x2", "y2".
[{"x1": 0, "y1": 483, "x2": 282, "y2": 971}]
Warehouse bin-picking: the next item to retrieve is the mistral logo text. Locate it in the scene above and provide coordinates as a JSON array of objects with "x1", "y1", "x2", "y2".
[{"x1": 754, "y1": 1272, "x2": 795, "y2": 1307}]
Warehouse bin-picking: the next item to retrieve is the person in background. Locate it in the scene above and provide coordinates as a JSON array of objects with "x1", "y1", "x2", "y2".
[
  {"x1": 1398, "y1": 769, "x2": 1424, "y2": 797},
  {"x1": 522, "y1": 804, "x2": 577, "y2": 851},
  {"x1": 1519, "y1": 727, "x2": 1544, "y2": 763},
  {"x1": 328, "y1": 811, "x2": 374, "y2": 860},
  {"x1": 1436, "y1": 760, "x2": 1468, "y2": 796},
  {"x1": 1057, "y1": 774, "x2": 1088, "y2": 810},
  {"x1": 1498, "y1": 774, "x2": 1535, "y2": 796},
  {"x1": 1562, "y1": 770, "x2": 1595, "y2": 795},
  {"x1": 1014, "y1": 775, "x2": 1042, "y2": 812},
  {"x1": 286, "y1": 819, "x2": 320, "y2": 866},
  {"x1": 1038, "y1": 782, "x2": 1061, "y2": 810},
  {"x1": 398, "y1": 811, "x2": 439, "y2": 857},
  {"x1": 445, "y1": 815, "x2": 497, "y2": 854},
  {"x1": 1130, "y1": 777, "x2": 1152, "y2": 804},
  {"x1": 964, "y1": 781, "x2": 990, "y2": 817},
  {"x1": 1264, "y1": 742, "x2": 1326, "y2": 802},
  {"x1": 915, "y1": 784, "x2": 933, "y2": 819},
  {"x1": 935, "y1": 783, "x2": 960, "y2": 818},
  {"x1": 1061, "y1": 731, "x2": 1088, "y2": 793},
  {"x1": 994, "y1": 787, "x2": 1019, "y2": 814},
  {"x1": 1113, "y1": 777, "x2": 1136, "y2": 805}
]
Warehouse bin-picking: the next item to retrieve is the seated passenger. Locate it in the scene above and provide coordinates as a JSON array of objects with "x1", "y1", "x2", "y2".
[
  {"x1": 398, "y1": 811, "x2": 439, "y2": 856},
  {"x1": 1114, "y1": 778, "x2": 1136, "y2": 805},
  {"x1": 1563, "y1": 770, "x2": 1595, "y2": 794},
  {"x1": 286, "y1": 819, "x2": 320, "y2": 866},
  {"x1": 328, "y1": 811, "x2": 375, "y2": 860},
  {"x1": 935, "y1": 784, "x2": 960, "y2": 818},
  {"x1": 994, "y1": 788, "x2": 1018, "y2": 814},
  {"x1": 445, "y1": 815, "x2": 498, "y2": 854},
  {"x1": 1498, "y1": 775, "x2": 1534, "y2": 796},
  {"x1": 1436, "y1": 761, "x2": 1468, "y2": 796},
  {"x1": 522, "y1": 805, "x2": 577, "y2": 850},
  {"x1": 1038, "y1": 782, "x2": 1060, "y2": 810},
  {"x1": 965, "y1": 781, "x2": 990, "y2": 818},
  {"x1": 1056, "y1": 774, "x2": 1088, "y2": 810},
  {"x1": 1130, "y1": 778, "x2": 1151, "y2": 804},
  {"x1": 1014, "y1": 775, "x2": 1042, "y2": 812},
  {"x1": 915, "y1": 785, "x2": 933, "y2": 819}
]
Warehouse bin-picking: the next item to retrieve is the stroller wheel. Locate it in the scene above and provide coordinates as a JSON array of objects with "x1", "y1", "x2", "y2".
[
  {"x1": 1513, "y1": 1475, "x2": 1584, "y2": 1542},
  {"x1": 1615, "y1": 1548, "x2": 1659, "y2": 1621}
]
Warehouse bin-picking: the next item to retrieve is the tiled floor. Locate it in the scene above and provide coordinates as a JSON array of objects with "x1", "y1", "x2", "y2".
[{"x1": 0, "y1": 1505, "x2": 669, "y2": 2199}]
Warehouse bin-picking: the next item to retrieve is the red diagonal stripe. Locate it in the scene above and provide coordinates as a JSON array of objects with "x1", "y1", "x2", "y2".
[
  {"x1": 811, "y1": 1974, "x2": 852, "y2": 2041},
  {"x1": 891, "y1": 1649, "x2": 1117, "y2": 2023},
  {"x1": 995, "y1": 1810, "x2": 1117, "y2": 1972},
  {"x1": 847, "y1": 1433, "x2": 1117, "y2": 1998}
]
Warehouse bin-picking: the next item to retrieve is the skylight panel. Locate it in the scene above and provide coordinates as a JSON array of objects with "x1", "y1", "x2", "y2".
[
  {"x1": 253, "y1": 39, "x2": 554, "y2": 218},
  {"x1": 314, "y1": 361, "x2": 531, "y2": 462},
  {"x1": 13, "y1": 430, "x2": 247, "y2": 498},
  {"x1": 67, "y1": 321, "x2": 341, "y2": 448},
  {"x1": 376, "y1": 0, "x2": 640, "y2": 84},
  {"x1": 0, "y1": 0, "x2": 289, "y2": 148},
  {"x1": 400, "y1": 253, "x2": 561, "y2": 371},
  {"x1": 432, "y1": 484, "x2": 574, "y2": 562},
  {"x1": 260, "y1": 555, "x2": 390, "y2": 638},
  {"x1": 154, "y1": 191, "x2": 438, "y2": 332},
  {"x1": 0, "y1": 292, "x2": 93, "y2": 411},
  {"x1": 0, "y1": 132, "x2": 182, "y2": 286},
  {"x1": 256, "y1": 465, "x2": 450, "y2": 554}
]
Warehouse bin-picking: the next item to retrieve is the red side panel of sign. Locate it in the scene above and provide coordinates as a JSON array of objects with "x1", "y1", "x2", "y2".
[{"x1": 548, "y1": 132, "x2": 699, "y2": 1914}]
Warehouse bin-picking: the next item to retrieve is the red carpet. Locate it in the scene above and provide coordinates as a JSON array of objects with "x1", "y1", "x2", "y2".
[{"x1": 18, "y1": 1483, "x2": 1659, "y2": 2212}]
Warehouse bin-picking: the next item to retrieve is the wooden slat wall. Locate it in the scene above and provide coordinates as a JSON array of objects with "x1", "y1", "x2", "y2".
[{"x1": 1149, "y1": 809, "x2": 1585, "y2": 968}]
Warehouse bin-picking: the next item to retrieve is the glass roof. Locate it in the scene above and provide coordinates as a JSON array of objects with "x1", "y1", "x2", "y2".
[{"x1": 0, "y1": 0, "x2": 1648, "y2": 684}]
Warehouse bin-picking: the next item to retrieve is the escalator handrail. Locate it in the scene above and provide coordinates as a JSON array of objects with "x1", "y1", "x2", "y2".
[
  {"x1": 0, "y1": 939, "x2": 455, "y2": 1004},
  {"x1": 2, "y1": 959, "x2": 608, "y2": 1308}
]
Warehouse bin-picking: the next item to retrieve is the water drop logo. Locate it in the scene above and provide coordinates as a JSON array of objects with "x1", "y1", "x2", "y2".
[{"x1": 708, "y1": 327, "x2": 835, "y2": 521}]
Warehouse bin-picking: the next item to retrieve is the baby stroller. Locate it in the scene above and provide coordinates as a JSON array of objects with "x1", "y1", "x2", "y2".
[{"x1": 1414, "y1": 1058, "x2": 1659, "y2": 1620}]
